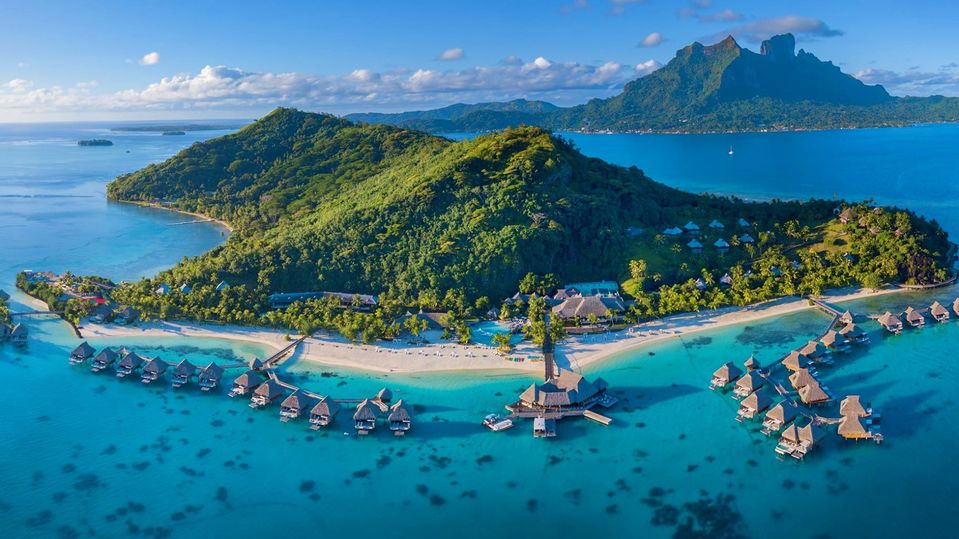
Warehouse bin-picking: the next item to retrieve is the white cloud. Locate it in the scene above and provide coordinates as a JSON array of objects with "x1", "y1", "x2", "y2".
[
  {"x1": 634, "y1": 59, "x2": 661, "y2": 76},
  {"x1": 16, "y1": 62, "x2": 29, "y2": 69},
  {"x1": 499, "y1": 55, "x2": 523, "y2": 66},
  {"x1": 609, "y1": 0, "x2": 645, "y2": 15},
  {"x1": 640, "y1": 32, "x2": 663, "y2": 47},
  {"x1": 7, "y1": 79, "x2": 33, "y2": 92},
  {"x1": 677, "y1": 0, "x2": 741, "y2": 22},
  {"x1": 531, "y1": 57, "x2": 552, "y2": 69},
  {"x1": 855, "y1": 67, "x2": 959, "y2": 96},
  {"x1": 715, "y1": 16, "x2": 843, "y2": 43},
  {"x1": 438, "y1": 48, "x2": 464, "y2": 61},
  {"x1": 140, "y1": 51, "x2": 160, "y2": 65}
]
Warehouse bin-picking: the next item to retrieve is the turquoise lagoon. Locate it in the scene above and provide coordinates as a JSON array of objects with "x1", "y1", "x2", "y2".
[{"x1": 2, "y1": 124, "x2": 958, "y2": 538}]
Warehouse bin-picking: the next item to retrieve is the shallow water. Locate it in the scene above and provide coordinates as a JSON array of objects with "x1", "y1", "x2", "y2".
[{"x1": 2, "y1": 123, "x2": 958, "y2": 538}]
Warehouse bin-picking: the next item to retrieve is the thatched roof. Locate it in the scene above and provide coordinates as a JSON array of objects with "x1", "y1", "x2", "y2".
[
  {"x1": 839, "y1": 395, "x2": 868, "y2": 417},
  {"x1": 709, "y1": 219, "x2": 725, "y2": 229},
  {"x1": 353, "y1": 399, "x2": 379, "y2": 421},
  {"x1": 687, "y1": 239, "x2": 703, "y2": 249},
  {"x1": 798, "y1": 380, "x2": 830, "y2": 405},
  {"x1": 798, "y1": 340, "x2": 828, "y2": 357},
  {"x1": 93, "y1": 348, "x2": 118, "y2": 365},
  {"x1": 233, "y1": 369, "x2": 264, "y2": 389},
  {"x1": 820, "y1": 330, "x2": 847, "y2": 348},
  {"x1": 713, "y1": 361, "x2": 743, "y2": 381},
  {"x1": 254, "y1": 378, "x2": 284, "y2": 399},
  {"x1": 739, "y1": 233, "x2": 755, "y2": 243},
  {"x1": 143, "y1": 357, "x2": 168, "y2": 374},
  {"x1": 837, "y1": 415, "x2": 869, "y2": 438},
  {"x1": 781, "y1": 424, "x2": 800, "y2": 444},
  {"x1": 904, "y1": 306, "x2": 925, "y2": 323},
  {"x1": 118, "y1": 351, "x2": 146, "y2": 369},
  {"x1": 249, "y1": 358, "x2": 264, "y2": 371},
  {"x1": 551, "y1": 295, "x2": 625, "y2": 319},
  {"x1": 311, "y1": 396, "x2": 341, "y2": 417},
  {"x1": 388, "y1": 400, "x2": 412, "y2": 422},
  {"x1": 735, "y1": 372, "x2": 764, "y2": 393},
  {"x1": 743, "y1": 355, "x2": 761, "y2": 370},
  {"x1": 714, "y1": 238, "x2": 730, "y2": 249},
  {"x1": 930, "y1": 301, "x2": 949, "y2": 318},
  {"x1": 71, "y1": 342, "x2": 95, "y2": 358},
  {"x1": 663, "y1": 227, "x2": 682, "y2": 236},
  {"x1": 741, "y1": 390, "x2": 771, "y2": 411},
  {"x1": 799, "y1": 422, "x2": 825, "y2": 445},
  {"x1": 376, "y1": 387, "x2": 392, "y2": 403},
  {"x1": 684, "y1": 221, "x2": 700, "y2": 231},
  {"x1": 781, "y1": 351, "x2": 811, "y2": 371},
  {"x1": 199, "y1": 362, "x2": 224, "y2": 380},
  {"x1": 788, "y1": 368, "x2": 817, "y2": 390},
  {"x1": 520, "y1": 369, "x2": 606, "y2": 407},
  {"x1": 878, "y1": 311, "x2": 902, "y2": 328},
  {"x1": 173, "y1": 359, "x2": 197, "y2": 377},
  {"x1": 281, "y1": 390, "x2": 314, "y2": 411},
  {"x1": 839, "y1": 310, "x2": 855, "y2": 325},
  {"x1": 839, "y1": 323, "x2": 865, "y2": 338},
  {"x1": 766, "y1": 401, "x2": 799, "y2": 423}
]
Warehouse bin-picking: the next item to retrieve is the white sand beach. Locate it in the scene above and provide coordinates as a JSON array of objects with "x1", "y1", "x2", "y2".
[{"x1": 78, "y1": 286, "x2": 909, "y2": 375}]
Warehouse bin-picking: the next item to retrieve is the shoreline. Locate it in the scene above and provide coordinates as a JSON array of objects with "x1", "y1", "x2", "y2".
[
  {"x1": 77, "y1": 285, "x2": 921, "y2": 376},
  {"x1": 115, "y1": 200, "x2": 235, "y2": 233}
]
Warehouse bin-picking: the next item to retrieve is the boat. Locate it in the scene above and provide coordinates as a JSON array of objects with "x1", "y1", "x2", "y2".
[
  {"x1": 728, "y1": 145, "x2": 734, "y2": 156},
  {"x1": 483, "y1": 413, "x2": 514, "y2": 432}
]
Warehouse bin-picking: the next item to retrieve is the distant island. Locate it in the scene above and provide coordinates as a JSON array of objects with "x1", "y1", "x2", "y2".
[
  {"x1": 347, "y1": 33, "x2": 959, "y2": 134},
  {"x1": 161, "y1": 131, "x2": 186, "y2": 136},
  {"x1": 111, "y1": 124, "x2": 244, "y2": 132},
  {"x1": 95, "y1": 108, "x2": 954, "y2": 345},
  {"x1": 77, "y1": 139, "x2": 113, "y2": 147}
]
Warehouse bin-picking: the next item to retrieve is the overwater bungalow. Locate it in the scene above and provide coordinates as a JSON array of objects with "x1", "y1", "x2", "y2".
[
  {"x1": 839, "y1": 310, "x2": 856, "y2": 325},
  {"x1": 10, "y1": 323, "x2": 27, "y2": 346},
  {"x1": 839, "y1": 323, "x2": 870, "y2": 344},
  {"x1": 375, "y1": 387, "x2": 393, "y2": 405},
  {"x1": 737, "y1": 390, "x2": 772, "y2": 421},
  {"x1": 229, "y1": 370, "x2": 264, "y2": 397},
  {"x1": 171, "y1": 359, "x2": 198, "y2": 388},
  {"x1": 353, "y1": 399, "x2": 379, "y2": 435},
  {"x1": 820, "y1": 330, "x2": 850, "y2": 353},
  {"x1": 837, "y1": 414, "x2": 870, "y2": 440},
  {"x1": 798, "y1": 379, "x2": 831, "y2": 405},
  {"x1": 788, "y1": 368, "x2": 818, "y2": 391},
  {"x1": 743, "y1": 355, "x2": 761, "y2": 372},
  {"x1": 762, "y1": 401, "x2": 799, "y2": 435},
  {"x1": 781, "y1": 351, "x2": 813, "y2": 372},
  {"x1": 776, "y1": 421, "x2": 825, "y2": 460},
  {"x1": 930, "y1": 301, "x2": 950, "y2": 323},
  {"x1": 140, "y1": 358, "x2": 169, "y2": 384},
  {"x1": 309, "y1": 396, "x2": 341, "y2": 429},
  {"x1": 90, "y1": 348, "x2": 119, "y2": 372},
  {"x1": 710, "y1": 362, "x2": 743, "y2": 389},
  {"x1": 840, "y1": 395, "x2": 870, "y2": 418},
  {"x1": 904, "y1": 306, "x2": 925, "y2": 328},
  {"x1": 250, "y1": 378, "x2": 285, "y2": 408},
  {"x1": 953, "y1": 298, "x2": 959, "y2": 317},
  {"x1": 197, "y1": 362, "x2": 225, "y2": 391},
  {"x1": 514, "y1": 369, "x2": 611, "y2": 411},
  {"x1": 732, "y1": 372, "x2": 765, "y2": 399},
  {"x1": 797, "y1": 340, "x2": 832, "y2": 363},
  {"x1": 279, "y1": 390, "x2": 315, "y2": 422},
  {"x1": 877, "y1": 312, "x2": 903, "y2": 334},
  {"x1": 115, "y1": 351, "x2": 146, "y2": 378},
  {"x1": 388, "y1": 400, "x2": 413, "y2": 436},
  {"x1": 533, "y1": 416, "x2": 557, "y2": 438},
  {"x1": 69, "y1": 342, "x2": 96, "y2": 365}
]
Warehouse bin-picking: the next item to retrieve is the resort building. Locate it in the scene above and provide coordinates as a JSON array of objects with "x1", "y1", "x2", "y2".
[
  {"x1": 694, "y1": 278, "x2": 707, "y2": 291},
  {"x1": 904, "y1": 306, "x2": 925, "y2": 328},
  {"x1": 797, "y1": 340, "x2": 832, "y2": 363},
  {"x1": 788, "y1": 368, "x2": 818, "y2": 391},
  {"x1": 733, "y1": 372, "x2": 765, "y2": 399},
  {"x1": 353, "y1": 399, "x2": 379, "y2": 435},
  {"x1": 267, "y1": 291, "x2": 378, "y2": 310},
  {"x1": 140, "y1": 358, "x2": 169, "y2": 384},
  {"x1": 395, "y1": 310, "x2": 449, "y2": 333},
  {"x1": 839, "y1": 395, "x2": 870, "y2": 418},
  {"x1": 229, "y1": 369, "x2": 264, "y2": 397},
  {"x1": 762, "y1": 401, "x2": 799, "y2": 435},
  {"x1": 743, "y1": 355, "x2": 761, "y2": 372},
  {"x1": 179, "y1": 283, "x2": 192, "y2": 294},
  {"x1": 551, "y1": 295, "x2": 625, "y2": 323},
  {"x1": 171, "y1": 359, "x2": 198, "y2": 388},
  {"x1": 839, "y1": 310, "x2": 856, "y2": 325},
  {"x1": 280, "y1": 390, "x2": 315, "y2": 422},
  {"x1": 739, "y1": 233, "x2": 755, "y2": 244},
  {"x1": 515, "y1": 369, "x2": 611, "y2": 411},
  {"x1": 684, "y1": 221, "x2": 701, "y2": 236},
  {"x1": 737, "y1": 218, "x2": 751, "y2": 228},
  {"x1": 198, "y1": 362, "x2": 225, "y2": 391},
  {"x1": 877, "y1": 312, "x2": 903, "y2": 334},
  {"x1": 69, "y1": 342, "x2": 96, "y2": 365},
  {"x1": 777, "y1": 420, "x2": 825, "y2": 460},
  {"x1": 309, "y1": 396, "x2": 341, "y2": 429},
  {"x1": 837, "y1": 414, "x2": 869, "y2": 440},
  {"x1": 839, "y1": 323, "x2": 869, "y2": 344},
  {"x1": 115, "y1": 306, "x2": 139, "y2": 325},
  {"x1": 155, "y1": 283, "x2": 170, "y2": 296},
  {"x1": 737, "y1": 390, "x2": 772, "y2": 420},
  {"x1": 798, "y1": 380, "x2": 831, "y2": 405},
  {"x1": 662, "y1": 226, "x2": 682, "y2": 237},
  {"x1": 116, "y1": 351, "x2": 146, "y2": 378},
  {"x1": 375, "y1": 387, "x2": 393, "y2": 405},
  {"x1": 710, "y1": 361, "x2": 743, "y2": 390},
  {"x1": 388, "y1": 400, "x2": 412, "y2": 436},
  {"x1": 709, "y1": 219, "x2": 725, "y2": 230},
  {"x1": 250, "y1": 379, "x2": 285, "y2": 408},
  {"x1": 820, "y1": 330, "x2": 850, "y2": 352},
  {"x1": 90, "y1": 348, "x2": 119, "y2": 372},
  {"x1": 714, "y1": 238, "x2": 730, "y2": 254},
  {"x1": 930, "y1": 301, "x2": 950, "y2": 323},
  {"x1": 781, "y1": 351, "x2": 813, "y2": 372},
  {"x1": 687, "y1": 239, "x2": 703, "y2": 255}
]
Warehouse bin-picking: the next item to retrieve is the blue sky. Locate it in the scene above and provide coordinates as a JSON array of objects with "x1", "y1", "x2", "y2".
[{"x1": 1, "y1": 0, "x2": 957, "y2": 121}]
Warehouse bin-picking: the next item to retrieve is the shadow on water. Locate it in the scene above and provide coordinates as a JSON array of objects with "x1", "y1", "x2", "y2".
[
  {"x1": 823, "y1": 367, "x2": 886, "y2": 393},
  {"x1": 613, "y1": 384, "x2": 702, "y2": 410},
  {"x1": 878, "y1": 389, "x2": 940, "y2": 440}
]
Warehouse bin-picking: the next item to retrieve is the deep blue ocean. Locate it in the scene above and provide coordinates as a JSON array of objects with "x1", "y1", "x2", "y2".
[{"x1": 1, "y1": 123, "x2": 958, "y2": 538}]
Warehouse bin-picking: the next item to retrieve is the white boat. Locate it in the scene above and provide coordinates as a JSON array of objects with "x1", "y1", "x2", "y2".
[
  {"x1": 483, "y1": 414, "x2": 514, "y2": 432},
  {"x1": 728, "y1": 146, "x2": 734, "y2": 156}
]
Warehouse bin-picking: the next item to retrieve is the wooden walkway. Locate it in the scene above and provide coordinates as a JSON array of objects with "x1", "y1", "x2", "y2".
[
  {"x1": 10, "y1": 310, "x2": 62, "y2": 317},
  {"x1": 261, "y1": 335, "x2": 307, "y2": 368}
]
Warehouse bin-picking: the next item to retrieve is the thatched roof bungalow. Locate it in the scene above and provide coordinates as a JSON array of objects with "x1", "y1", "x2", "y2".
[
  {"x1": 10, "y1": 323, "x2": 27, "y2": 345},
  {"x1": 877, "y1": 312, "x2": 903, "y2": 334},
  {"x1": 171, "y1": 359, "x2": 198, "y2": 387},
  {"x1": 230, "y1": 369, "x2": 264, "y2": 396},
  {"x1": 820, "y1": 330, "x2": 850, "y2": 351},
  {"x1": 838, "y1": 415, "x2": 870, "y2": 439},
  {"x1": 711, "y1": 361, "x2": 743, "y2": 389},
  {"x1": 839, "y1": 310, "x2": 856, "y2": 325},
  {"x1": 762, "y1": 401, "x2": 799, "y2": 433},
  {"x1": 198, "y1": 362, "x2": 225, "y2": 391},
  {"x1": 743, "y1": 355, "x2": 761, "y2": 371},
  {"x1": 733, "y1": 372, "x2": 765, "y2": 398},
  {"x1": 91, "y1": 348, "x2": 119, "y2": 372},
  {"x1": 904, "y1": 306, "x2": 925, "y2": 328},
  {"x1": 375, "y1": 387, "x2": 393, "y2": 404},
  {"x1": 116, "y1": 351, "x2": 146, "y2": 377},
  {"x1": 788, "y1": 368, "x2": 817, "y2": 391},
  {"x1": 930, "y1": 301, "x2": 950, "y2": 323},
  {"x1": 838, "y1": 323, "x2": 869, "y2": 343},
  {"x1": 310, "y1": 396, "x2": 341, "y2": 428},
  {"x1": 250, "y1": 378, "x2": 285, "y2": 407},
  {"x1": 388, "y1": 400, "x2": 413, "y2": 435},
  {"x1": 687, "y1": 239, "x2": 703, "y2": 254},
  {"x1": 551, "y1": 295, "x2": 625, "y2": 321},
  {"x1": 140, "y1": 357, "x2": 169, "y2": 383},
  {"x1": 69, "y1": 342, "x2": 96, "y2": 364},
  {"x1": 839, "y1": 395, "x2": 869, "y2": 418},
  {"x1": 353, "y1": 399, "x2": 379, "y2": 434},
  {"x1": 518, "y1": 370, "x2": 609, "y2": 409},
  {"x1": 280, "y1": 390, "x2": 315, "y2": 420},
  {"x1": 738, "y1": 390, "x2": 772, "y2": 419},
  {"x1": 798, "y1": 340, "x2": 831, "y2": 361},
  {"x1": 798, "y1": 379, "x2": 831, "y2": 405},
  {"x1": 781, "y1": 351, "x2": 812, "y2": 372}
]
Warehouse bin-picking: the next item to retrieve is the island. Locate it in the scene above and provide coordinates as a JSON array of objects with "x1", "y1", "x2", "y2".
[
  {"x1": 77, "y1": 139, "x2": 113, "y2": 146},
  {"x1": 161, "y1": 131, "x2": 186, "y2": 136},
  {"x1": 111, "y1": 124, "x2": 244, "y2": 132},
  {"x1": 347, "y1": 33, "x2": 959, "y2": 134}
]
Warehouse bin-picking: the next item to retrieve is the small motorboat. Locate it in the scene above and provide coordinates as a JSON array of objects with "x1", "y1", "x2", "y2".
[{"x1": 483, "y1": 413, "x2": 514, "y2": 432}]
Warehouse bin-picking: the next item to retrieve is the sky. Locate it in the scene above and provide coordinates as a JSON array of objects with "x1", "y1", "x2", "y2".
[{"x1": 0, "y1": 0, "x2": 957, "y2": 122}]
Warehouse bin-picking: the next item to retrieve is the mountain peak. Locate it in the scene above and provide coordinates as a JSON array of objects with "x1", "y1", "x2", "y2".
[{"x1": 760, "y1": 33, "x2": 796, "y2": 62}]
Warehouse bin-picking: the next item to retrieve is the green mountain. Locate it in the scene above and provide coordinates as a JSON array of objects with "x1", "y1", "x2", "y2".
[
  {"x1": 346, "y1": 99, "x2": 558, "y2": 132},
  {"x1": 350, "y1": 34, "x2": 959, "y2": 133},
  {"x1": 105, "y1": 108, "x2": 952, "y2": 332}
]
